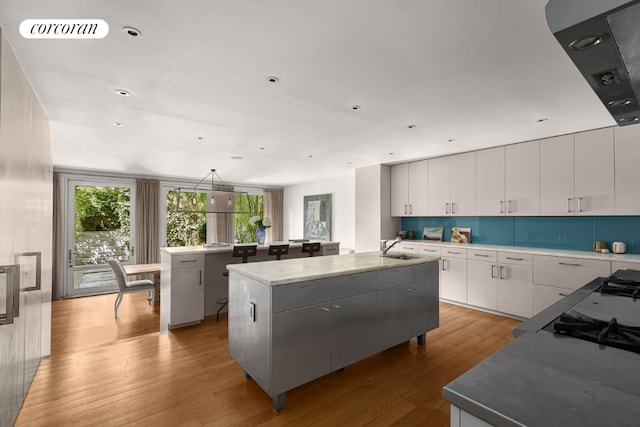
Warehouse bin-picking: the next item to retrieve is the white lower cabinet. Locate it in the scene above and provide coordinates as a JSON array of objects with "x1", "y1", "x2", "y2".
[
  {"x1": 440, "y1": 248, "x2": 467, "y2": 303},
  {"x1": 532, "y1": 284, "x2": 573, "y2": 315},
  {"x1": 611, "y1": 261, "x2": 640, "y2": 272},
  {"x1": 168, "y1": 253, "x2": 205, "y2": 327},
  {"x1": 467, "y1": 249, "x2": 498, "y2": 311}
]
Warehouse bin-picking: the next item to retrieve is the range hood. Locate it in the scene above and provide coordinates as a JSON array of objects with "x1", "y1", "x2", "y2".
[{"x1": 546, "y1": 0, "x2": 640, "y2": 125}]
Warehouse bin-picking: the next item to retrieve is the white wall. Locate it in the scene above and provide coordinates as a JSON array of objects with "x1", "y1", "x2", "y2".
[{"x1": 283, "y1": 171, "x2": 356, "y2": 253}]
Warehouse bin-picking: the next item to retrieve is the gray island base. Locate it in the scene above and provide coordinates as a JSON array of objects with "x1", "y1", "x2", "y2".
[{"x1": 227, "y1": 251, "x2": 440, "y2": 411}]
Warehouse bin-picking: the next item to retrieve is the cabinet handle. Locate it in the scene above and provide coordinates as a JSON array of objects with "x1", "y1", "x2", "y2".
[
  {"x1": 506, "y1": 256, "x2": 524, "y2": 261},
  {"x1": 321, "y1": 307, "x2": 330, "y2": 312},
  {"x1": 442, "y1": 259, "x2": 447, "y2": 271},
  {"x1": 558, "y1": 293, "x2": 568, "y2": 297},
  {"x1": 404, "y1": 204, "x2": 408, "y2": 215},
  {"x1": 451, "y1": 202, "x2": 456, "y2": 214},
  {"x1": 0, "y1": 264, "x2": 20, "y2": 325},
  {"x1": 474, "y1": 254, "x2": 490, "y2": 258},
  {"x1": 199, "y1": 270, "x2": 202, "y2": 285},
  {"x1": 19, "y1": 252, "x2": 42, "y2": 291},
  {"x1": 558, "y1": 262, "x2": 581, "y2": 267},
  {"x1": 445, "y1": 203, "x2": 450, "y2": 214},
  {"x1": 409, "y1": 204, "x2": 413, "y2": 215},
  {"x1": 578, "y1": 197, "x2": 583, "y2": 213},
  {"x1": 508, "y1": 200, "x2": 513, "y2": 214},
  {"x1": 490, "y1": 264, "x2": 497, "y2": 278},
  {"x1": 499, "y1": 266, "x2": 506, "y2": 280},
  {"x1": 180, "y1": 259, "x2": 198, "y2": 263},
  {"x1": 499, "y1": 200, "x2": 504, "y2": 214},
  {"x1": 448, "y1": 251, "x2": 461, "y2": 255},
  {"x1": 333, "y1": 305, "x2": 341, "y2": 309},
  {"x1": 567, "y1": 198, "x2": 573, "y2": 213},
  {"x1": 423, "y1": 249, "x2": 436, "y2": 252}
]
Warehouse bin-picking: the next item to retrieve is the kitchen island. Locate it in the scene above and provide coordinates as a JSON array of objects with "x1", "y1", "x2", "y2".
[
  {"x1": 227, "y1": 251, "x2": 440, "y2": 411},
  {"x1": 160, "y1": 241, "x2": 339, "y2": 332}
]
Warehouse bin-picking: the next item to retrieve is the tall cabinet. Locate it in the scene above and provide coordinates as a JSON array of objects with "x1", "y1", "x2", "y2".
[
  {"x1": 0, "y1": 31, "x2": 53, "y2": 426},
  {"x1": 390, "y1": 160, "x2": 428, "y2": 216}
]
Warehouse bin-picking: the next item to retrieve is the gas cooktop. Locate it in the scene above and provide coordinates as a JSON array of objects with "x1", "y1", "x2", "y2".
[{"x1": 544, "y1": 269, "x2": 640, "y2": 354}]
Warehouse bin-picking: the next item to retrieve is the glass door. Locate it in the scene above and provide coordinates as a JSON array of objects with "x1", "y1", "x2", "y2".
[{"x1": 64, "y1": 178, "x2": 136, "y2": 297}]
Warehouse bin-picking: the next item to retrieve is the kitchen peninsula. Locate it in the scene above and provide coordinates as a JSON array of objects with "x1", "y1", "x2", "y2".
[
  {"x1": 160, "y1": 241, "x2": 339, "y2": 332},
  {"x1": 226, "y1": 251, "x2": 440, "y2": 411}
]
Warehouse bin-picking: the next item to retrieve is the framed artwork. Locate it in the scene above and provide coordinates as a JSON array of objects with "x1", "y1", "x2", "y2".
[
  {"x1": 422, "y1": 226, "x2": 444, "y2": 242},
  {"x1": 451, "y1": 227, "x2": 471, "y2": 244},
  {"x1": 304, "y1": 194, "x2": 332, "y2": 241}
]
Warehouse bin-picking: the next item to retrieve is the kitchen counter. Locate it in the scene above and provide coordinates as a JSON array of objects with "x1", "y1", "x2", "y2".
[
  {"x1": 396, "y1": 240, "x2": 640, "y2": 263},
  {"x1": 444, "y1": 278, "x2": 640, "y2": 427},
  {"x1": 226, "y1": 250, "x2": 439, "y2": 286},
  {"x1": 161, "y1": 240, "x2": 340, "y2": 256}
]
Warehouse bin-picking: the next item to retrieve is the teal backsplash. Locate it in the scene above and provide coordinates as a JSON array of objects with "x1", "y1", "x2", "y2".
[{"x1": 400, "y1": 216, "x2": 640, "y2": 254}]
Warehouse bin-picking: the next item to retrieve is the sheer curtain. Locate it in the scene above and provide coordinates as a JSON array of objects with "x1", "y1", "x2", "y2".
[
  {"x1": 52, "y1": 172, "x2": 62, "y2": 299},
  {"x1": 135, "y1": 179, "x2": 160, "y2": 263},
  {"x1": 264, "y1": 189, "x2": 284, "y2": 242},
  {"x1": 209, "y1": 184, "x2": 235, "y2": 244}
]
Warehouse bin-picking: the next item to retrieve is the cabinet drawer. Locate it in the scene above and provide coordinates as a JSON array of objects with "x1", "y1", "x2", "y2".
[
  {"x1": 397, "y1": 243, "x2": 419, "y2": 254},
  {"x1": 418, "y1": 245, "x2": 441, "y2": 256},
  {"x1": 322, "y1": 244, "x2": 339, "y2": 256},
  {"x1": 171, "y1": 253, "x2": 204, "y2": 269},
  {"x1": 498, "y1": 252, "x2": 532, "y2": 265},
  {"x1": 441, "y1": 248, "x2": 467, "y2": 259},
  {"x1": 611, "y1": 261, "x2": 640, "y2": 273},
  {"x1": 271, "y1": 280, "x2": 331, "y2": 313},
  {"x1": 468, "y1": 249, "x2": 497, "y2": 262},
  {"x1": 532, "y1": 255, "x2": 609, "y2": 290},
  {"x1": 377, "y1": 266, "x2": 415, "y2": 290},
  {"x1": 330, "y1": 271, "x2": 377, "y2": 300},
  {"x1": 533, "y1": 284, "x2": 574, "y2": 315}
]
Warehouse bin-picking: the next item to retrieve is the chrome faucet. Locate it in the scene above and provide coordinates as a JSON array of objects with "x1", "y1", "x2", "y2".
[{"x1": 380, "y1": 237, "x2": 402, "y2": 255}]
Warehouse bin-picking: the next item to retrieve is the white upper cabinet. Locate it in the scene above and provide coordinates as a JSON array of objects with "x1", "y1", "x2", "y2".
[
  {"x1": 505, "y1": 140, "x2": 540, "y2": 216},
  {"x1": 475, "y1": 147, "x2": 505, "y2": 215},
  {"x1": 428, "y1": 152, "x2": 475, "y2": 216},
  {"x1": 614, "y1": 125, "x2": 640, "y2": 214},
  {"x1": 574, "y1": 128, "x2": 614, "y2": 215},
  {"x1": 476, "y1": 142, "x2": 539, "y2": 216},
  {"x1": 540, "y1": 129, "x2": 614, "y2": 216},
  {"x1": 390, "y1": 160, "x2": 428, "y2": 216},
  {"x1": 540, "y1": 134, "x2": 575, "y2": 215}
]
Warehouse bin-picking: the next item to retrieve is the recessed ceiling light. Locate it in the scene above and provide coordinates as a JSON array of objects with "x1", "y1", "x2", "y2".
[
  {"x1": 122, "y1": 26, "x2": 141, "y2": 37},
  {"x1": 350, "y1": 105, "x2": 361, "y2": 111},
  {"x1": 448, "y1": 139, "x2": 455, "y2": 142},
  {"x1": 407, "y1": 125, "x2": 416, "y2": 129},
  {"x1": 260, "y1": 147, "x2": 265, "y2": 150},
  {"x1": 267, "y1": 76, "x2": 279, "y2": 83},
  {"x1": 608, "y1": 99, "x2": 633, "y2": 107},
  {"x1": 619, "y1": 116, "x2": 639, "y2": 123},
  {"x1": 112, "y1": 121, "x2": 124, "y2": 127},
  {"x1": 308, "y1": 155, "x2": 313, "y2": 158},
  {"x1": 196, "y1": 136, "x2": 205, "y2": 141},
  {"x1": 389, "y1": 152, "x2": 395, "y2": 155},
  {"x1": 347, "y1": 161, "x2": 352, "y2": 165},
  {"x1": 536, "y1": 118, "x2": 548, "y2": 123},
  {"x1": 230, "y1": 156, "x2": 243, "y2": 160},
  {"x1": 115, "y1": 89, "x2": 130, "y2": 96}
]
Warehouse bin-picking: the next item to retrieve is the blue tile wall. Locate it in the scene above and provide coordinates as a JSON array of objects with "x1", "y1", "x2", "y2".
[{"x1": 400, "y1": 216, "x2": 640, "y2": 254}]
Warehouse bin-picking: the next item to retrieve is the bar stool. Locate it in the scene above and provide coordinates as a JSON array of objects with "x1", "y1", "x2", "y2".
[
  {"x1": 268, "y1": 244, "x2": 289, "y2": 260},
  {"x1": 301, "y1": 242, "x2": 321, "y2": 257},
  {"x1": 218, "y1": 245, "x2": 257, "y2": 322}
]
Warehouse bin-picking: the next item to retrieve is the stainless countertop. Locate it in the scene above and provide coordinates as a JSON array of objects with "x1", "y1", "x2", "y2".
[{"x1": 444, "y1": 278, "x2": 640, "y2": 427}]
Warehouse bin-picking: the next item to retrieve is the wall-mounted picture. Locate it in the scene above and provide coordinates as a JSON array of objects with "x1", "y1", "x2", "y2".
[
  {"x1": 422, "y1": 226, "x2": 444, "y2": 242},
  {"x1": 303, "y1": 193, "x2": 332, "y2": 241},
  {"x1": 451, "y1": 227, "x2": 471, "y2": 244}
]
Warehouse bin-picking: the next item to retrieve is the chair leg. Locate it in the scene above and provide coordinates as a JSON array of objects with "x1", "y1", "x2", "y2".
[
  {"x1": 114, "y1": 293, "x2": 123, "y2": 318},
  {"x1": 148, "y1": 289, "x2": 155, "y2": 312}
]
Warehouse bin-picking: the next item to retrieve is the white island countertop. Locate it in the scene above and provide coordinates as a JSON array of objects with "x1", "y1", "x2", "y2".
[
  {"x1": 226, "y1": 251, "x2": 439, "y2": 286},
  {"x1": 161, "y1": 240, "x2": 339, "y2": 256}
]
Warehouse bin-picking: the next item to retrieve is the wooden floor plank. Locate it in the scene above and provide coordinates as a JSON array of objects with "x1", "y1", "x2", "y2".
[{"x1": 16, "y1": 293, "x2": 520, "y2": 426}]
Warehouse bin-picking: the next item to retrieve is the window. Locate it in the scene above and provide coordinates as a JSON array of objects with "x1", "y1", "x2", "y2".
[{"x1": 235, "y1": 194, "x2": 264, "y2": 243}]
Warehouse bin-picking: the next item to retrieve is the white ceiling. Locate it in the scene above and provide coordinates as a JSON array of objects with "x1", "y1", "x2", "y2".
[{"x1": 0, "y1": 0, "x2": 616, "y2": 187}]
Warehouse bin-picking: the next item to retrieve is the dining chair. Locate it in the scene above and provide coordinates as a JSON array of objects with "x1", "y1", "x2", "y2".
[
  {"x1": 301, "y1": 242, "x2": 322, "y2": 257},
  {"x1": 268, "y1": 244, "x2": 289, "y2": 260},
  {"x1": 108, "y1": 258, "x2": 155, "y2": 318}
]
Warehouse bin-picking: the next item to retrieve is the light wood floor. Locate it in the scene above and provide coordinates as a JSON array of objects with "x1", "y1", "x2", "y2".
[{"x1": 17, "y1": 293, "x2": 520, "y2": 426}]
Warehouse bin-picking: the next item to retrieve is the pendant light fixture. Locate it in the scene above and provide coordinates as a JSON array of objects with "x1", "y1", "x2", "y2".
[{"x1": 171, "y1": 169, "x2": 253, "y2": 214}]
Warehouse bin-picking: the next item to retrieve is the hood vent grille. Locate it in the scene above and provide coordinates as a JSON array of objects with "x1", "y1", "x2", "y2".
[{"x1": 546, "y1": 0, "x2": 640, "y2": 125}]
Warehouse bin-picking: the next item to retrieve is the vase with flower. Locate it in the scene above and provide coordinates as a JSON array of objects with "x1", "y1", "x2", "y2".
[{"x1": 250, "y1": 215, "x2": 272, "y2": 245}]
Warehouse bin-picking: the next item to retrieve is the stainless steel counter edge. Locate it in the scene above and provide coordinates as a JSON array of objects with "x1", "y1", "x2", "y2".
[
  {"x1": 226, "y1": 251, "x2": 440, "y2": 286},
  {"x1": 398, "y1": 240, "x2": 640, "y2": 263}
]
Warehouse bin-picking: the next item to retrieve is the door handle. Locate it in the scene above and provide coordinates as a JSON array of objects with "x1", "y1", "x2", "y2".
[
  {"x1": 18, "y1": 252, "x2": 41, "y2": 291},
  {"x1": 441, "y1": 259, "x2": 447, "y2": 271},
  {"x1": 499, "y1": 200, "x2": 505, "y2": 214},
  {"x1": 499, "y1": 266, "x2": 506, "y2": 280},
  {"x1": 451, "y1": 202, "x2": 456, "y2": 214},
  {"x1": 490, "y1": 264, "x2": 497, "y2": 278},
  {"x1": 578, "y1": 197, "x2": 583, "y2": 213},
  {"x1": 445, "y1": 202, "x2": 450, "y2": 214},
  {"x1": 508, "y1": 200, "x2": 513, "y2": 214},
  {"x1": 567, "y1": 198, "x2": 573, "y2": 213},
  {"x1": 0, "y1": 264, "x2": 20, "y2": 325}
]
